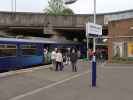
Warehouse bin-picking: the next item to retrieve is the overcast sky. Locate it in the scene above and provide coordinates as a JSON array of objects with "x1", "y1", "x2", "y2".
[{"x1": 0, "y1": 0, "x2": 133, "y2": 14}]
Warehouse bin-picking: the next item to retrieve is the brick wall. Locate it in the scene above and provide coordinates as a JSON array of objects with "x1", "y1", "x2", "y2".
[{"x1": 108, "y1": 18, "x2": 133, "y2": 63}]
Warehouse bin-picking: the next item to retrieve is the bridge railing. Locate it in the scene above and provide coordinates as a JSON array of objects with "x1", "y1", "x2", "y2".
[{"x1": 0, "y1": 12, "x2": 104, "y2": 28}]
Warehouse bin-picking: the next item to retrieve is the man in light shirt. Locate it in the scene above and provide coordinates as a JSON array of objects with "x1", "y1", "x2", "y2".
[
  {"x1": 51, "y1": 48, "x2": 57, "y2": 70},
  {"x1": 55, "y1": 49, "x2": 63, "y2": 71}
]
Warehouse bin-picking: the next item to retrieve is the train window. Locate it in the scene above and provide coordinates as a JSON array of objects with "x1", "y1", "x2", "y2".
[
  {"x1": 21, "y1": 45, "x2": 36, "y2": 49},
  {"x1": 0, "y1": 44, "x2": 5, "y2": 48},
  {"x1": 0, "y1": 44, "x2": 16, "y2": 57},
  {"x1": 6, "y1": 45, "x2": 17, "y2": 48},
  {"x1": 21, "y1": 44, "x2": 37, "y2": 55}
]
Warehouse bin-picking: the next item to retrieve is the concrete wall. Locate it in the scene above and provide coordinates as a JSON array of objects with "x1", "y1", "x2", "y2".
[
  {"x1": 0, "y1": 10, "x2": 133, "y2": 28},
  {"x1": 0, "y1": 12, "x2": 104, "y2": 28}
]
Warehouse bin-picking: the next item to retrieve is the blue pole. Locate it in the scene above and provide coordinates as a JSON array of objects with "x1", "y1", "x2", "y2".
[
  {"x1": 92, "y1": 55, "x2": 96, "y2": 87},
  {"x1": 92, "y1": 0, "x2": 97, "y2": 87}
]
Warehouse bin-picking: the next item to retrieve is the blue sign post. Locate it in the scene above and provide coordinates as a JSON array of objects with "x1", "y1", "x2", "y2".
[
  {"x1": 86, "y1": 23, "x2": 102, "y2": 87},
  {"x1": 86, "y1": 0, "x2": 102, "y2": 87},
  {"x1": 92, "y1": 54, "x2": 96, "y2": 87}
]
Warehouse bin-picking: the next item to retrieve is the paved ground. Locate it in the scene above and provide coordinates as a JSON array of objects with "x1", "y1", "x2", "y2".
[{"x1": 0, "y1": 61, "x2": 133, "y2": 100}]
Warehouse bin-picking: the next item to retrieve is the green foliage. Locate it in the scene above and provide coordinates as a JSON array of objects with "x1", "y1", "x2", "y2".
[
  {"x1": 44, "y1": 0, "x2": 74, "y2": 15},
  {"x1": 44, "y1": 0, "x2": 65, "y2": 15},
  {"x1": 62, "y1": 8, "x2": 74, "y2": 15},
  {"x1": 112, "y1": 57, "x2": 133, "y2": 63}
]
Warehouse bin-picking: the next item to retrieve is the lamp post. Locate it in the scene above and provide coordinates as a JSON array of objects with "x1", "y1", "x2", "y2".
[
  {"x1": 15, "y1": 0, "x2": 16, "y2": 12},
  {"x1": 87, "y1": 0, "x2": 96, "y2": 59},
  {"x1": 11, "y1": 0, "x2": 13, "y2": 12},
  {"x1": 11, "y1": 0, "x2": 16, "y2": 12},
  {"x1": 94, "y1": 0, "x2": 96, "y2": 24},
  {"x1": 93, "y1": 0, "x2": 96, "y2": 53}
]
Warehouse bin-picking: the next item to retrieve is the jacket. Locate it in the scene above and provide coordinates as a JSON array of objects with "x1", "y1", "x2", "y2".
[{"x1": 70, "y1": 52, "x2": 78, "y2": 63}]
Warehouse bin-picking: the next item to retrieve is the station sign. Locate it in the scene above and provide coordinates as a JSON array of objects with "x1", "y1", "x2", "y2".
[{"x1": 86, "y1": 22, "x2": 102, "y2": 37}]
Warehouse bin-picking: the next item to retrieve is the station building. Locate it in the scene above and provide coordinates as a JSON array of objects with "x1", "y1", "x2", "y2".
[{"x1": 108, "y1": 18, "x2": 133, "y2": 63}]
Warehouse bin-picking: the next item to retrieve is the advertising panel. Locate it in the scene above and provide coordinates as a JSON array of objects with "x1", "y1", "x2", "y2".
[{"x1": 128, "y1": 42, "x2": 133, "y2": 57}]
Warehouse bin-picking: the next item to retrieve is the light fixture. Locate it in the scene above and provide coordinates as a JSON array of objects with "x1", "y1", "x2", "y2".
[
  {"x1": 102, "y1": 38, "x2": 108, "y2": 42},
  {"x1": 130, "y1": 27, "x2": 133, "y2": 30},
  {"x1": 64, "y1": 0, "x2": 77, "y2": 4}
]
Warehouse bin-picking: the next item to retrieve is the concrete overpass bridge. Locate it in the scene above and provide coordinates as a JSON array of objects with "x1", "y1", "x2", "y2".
[
  {"x1": 0, "y1": 12, "x2": 104, "y2": 35},
  {"x1": 0, "y1": 10, "x2": 133, "y2": 40}
]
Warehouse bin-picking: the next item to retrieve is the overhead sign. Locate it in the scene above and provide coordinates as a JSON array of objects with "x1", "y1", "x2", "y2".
[{"x1": 86, "y1": 22, "x2": 102, "y2": 37}]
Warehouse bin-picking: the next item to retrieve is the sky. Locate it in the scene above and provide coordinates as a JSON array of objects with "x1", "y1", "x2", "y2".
[{"x1": 0, "y1": 0, "x2": 133, "y2": 14}]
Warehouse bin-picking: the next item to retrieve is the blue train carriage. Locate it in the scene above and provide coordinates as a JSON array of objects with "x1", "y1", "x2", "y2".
[
  {"x1": 0, "y1": 38, "x2": 82, "y2": 71},
  {"x1": 0, "y1": 38, "x2": 45, "y2": 71}
]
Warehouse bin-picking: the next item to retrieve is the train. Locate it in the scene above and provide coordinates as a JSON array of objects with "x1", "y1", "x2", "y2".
[{"x1": 0, "y1": 37, "x2": 86, "y2": 71}]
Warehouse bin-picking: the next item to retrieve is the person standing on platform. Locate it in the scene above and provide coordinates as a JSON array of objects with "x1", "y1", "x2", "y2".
[
  {"x1": 51, "y1": 48, "x2": 57, "y2": 70},
  {"x1": 77, "y1": 49, "x2": 81, "y2": 59},
  {"x1": 88, "y1": 49, "x2": 93, "y2": 61},
  {"x1": 70, "y1": 48, "x2": 78, "y2": 72},
  {"x1": 55, "y1": 49, "x2": 63, "y2": 71},
  {"x1": 66, "y1": 48, "x2": 71, "y2": 65},
  {"x1": 44, "y1": 48, "x2": 48, "y2": 63}
]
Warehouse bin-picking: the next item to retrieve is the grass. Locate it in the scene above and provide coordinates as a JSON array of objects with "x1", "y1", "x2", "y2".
[{"x1": 112, "y1": 57, "x2": 133, "y2": 64}]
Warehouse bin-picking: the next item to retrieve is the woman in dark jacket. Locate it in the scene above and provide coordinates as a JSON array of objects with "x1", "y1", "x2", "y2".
[{"x1": 70, "y1": 48, "x2": 78, "y2": 72}]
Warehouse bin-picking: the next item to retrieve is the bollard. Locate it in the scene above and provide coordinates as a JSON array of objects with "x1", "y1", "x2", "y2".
[{"x1": 92, "y1": 55, "x2": 96, "y2": 87}]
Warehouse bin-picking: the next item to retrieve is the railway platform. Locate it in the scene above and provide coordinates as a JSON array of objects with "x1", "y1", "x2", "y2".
[{"x1": 0, "y1": 61, "x2": 133, "y2": 100}]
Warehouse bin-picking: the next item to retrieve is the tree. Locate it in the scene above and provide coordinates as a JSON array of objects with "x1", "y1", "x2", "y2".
[
  {"x1": 44, "y1": 0, "x2": 65, "y2": 15},
  {"x1": 44, "y1": 0, "x2": 74, "y2": 15},
  {"x1": 62, "y1": 8, "x2": 74, "y2": 15}
]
